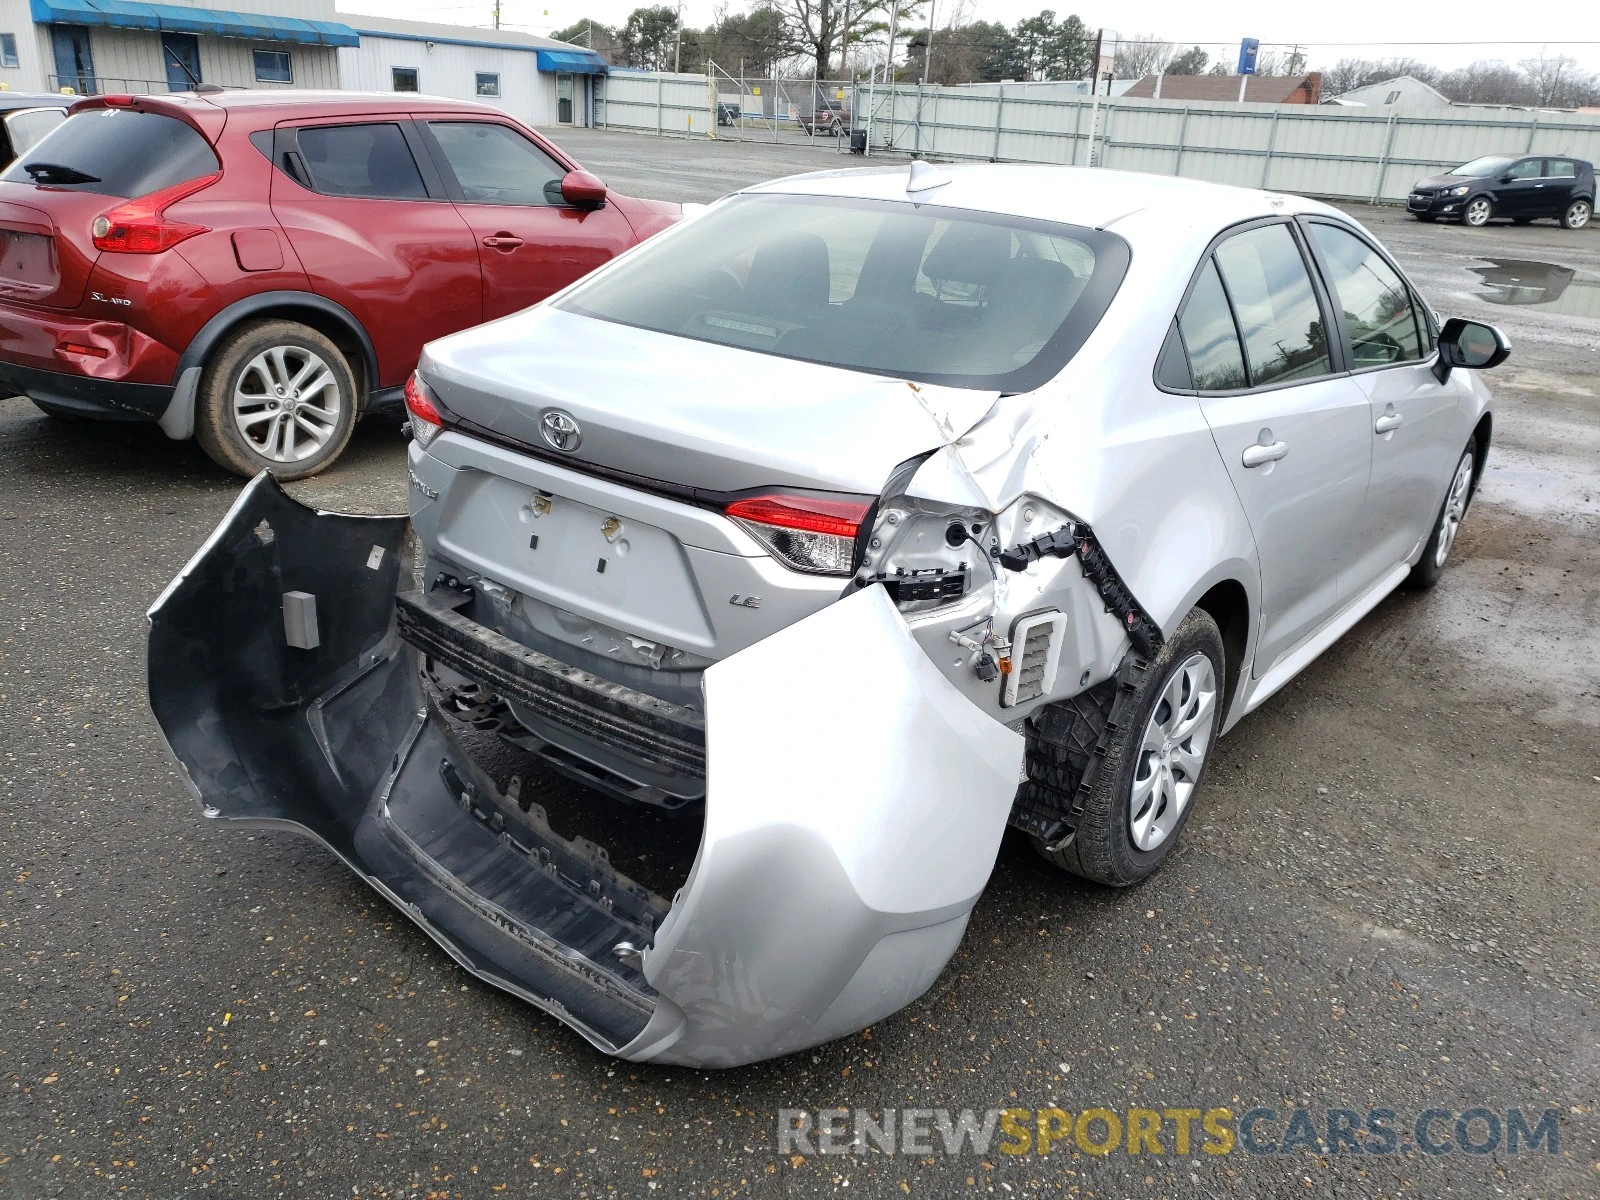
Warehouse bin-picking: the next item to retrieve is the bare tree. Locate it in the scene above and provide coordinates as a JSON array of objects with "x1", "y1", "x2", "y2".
[
  {"x1": 778, "y1": 0, "x2": 920, "y2": 74},
  {"x1": 1519, "y1": 51, "x2": 1596, "y2": 107},
  {"x1": 1438, "y1": 59, "x2": 1536, "y2": 106},
  {"x1": 1112, "y1": 33, "x2": 1173, "y2": 79}
]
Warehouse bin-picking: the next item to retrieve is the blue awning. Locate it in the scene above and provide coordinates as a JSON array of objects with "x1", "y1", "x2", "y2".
[
  {"x1": 29, "y1": 0, "x2": 361, "y2": 47},
  {"x1": 535, "y1": 48, "x2": 607, "y2": 75}
]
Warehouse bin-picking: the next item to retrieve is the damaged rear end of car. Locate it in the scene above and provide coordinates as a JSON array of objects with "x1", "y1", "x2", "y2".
[{"x1": 148, "y1": 176, "x2": 1158, "y2": 1067}]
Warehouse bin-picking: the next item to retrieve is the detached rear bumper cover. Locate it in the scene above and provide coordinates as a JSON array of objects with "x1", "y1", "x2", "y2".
[{"x1": 148, "y1": 475, "x2": 1023, "y2": 1067}]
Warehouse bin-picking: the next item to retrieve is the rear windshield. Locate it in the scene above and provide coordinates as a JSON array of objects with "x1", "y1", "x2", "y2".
[
  {"x1": 557, "y1": 194, "x2": 1130, "y2": 391},
  {"x1": 0, "y1": 108, "x2": 218, "y2": 197}
]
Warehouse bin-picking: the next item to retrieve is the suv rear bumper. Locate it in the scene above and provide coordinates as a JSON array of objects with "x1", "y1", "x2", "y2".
[{"x1": 0, "y1": 359, "x2": 173, "y2": 419}]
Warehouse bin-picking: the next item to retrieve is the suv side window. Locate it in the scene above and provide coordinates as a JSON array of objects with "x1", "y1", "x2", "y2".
[
  {"x1": 1306, "y1": 223, "x2": 1424, "y2": 367},
  {"x1": 1177, "y1": 258, "x2": 1248, "y2": 391},
  {"x1": 1212, "y1": 223, "x2": 1333, "y2": 386},
  {"x1": 1506, "y1": 158, "x2": 1541, "y2": 180},
  {"x1": 293, "y1": 122, "x2": 427, "y2": 200},
  {"x1": 426, "y1": 121, "x2": 565, "y2": 206},
  {"x1": 1545, "y1": 159, "x2": 1577, "y2": 179}
]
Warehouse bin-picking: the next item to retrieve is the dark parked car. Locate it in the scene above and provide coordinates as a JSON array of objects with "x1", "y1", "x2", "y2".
[
  {"x1": 0, "y1": 93, "x2": 68, "y2": 168},
  {"x1": 1408, "y1": 154, "x2": 1594, "y2": 229},
  {"x1": 0, "y1": 91, "x2": 679, "y2": 478}
]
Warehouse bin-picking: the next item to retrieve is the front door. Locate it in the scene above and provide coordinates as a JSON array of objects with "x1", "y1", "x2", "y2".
[
  {"x1": 556, "y1": 74, "x2": 575, "y2": 124},
  {"x1": 162, "y1": 32, "x2": 201, "y2": 91},
  {"x1": 50, "y1": 25, "x2": 95, "y2": 95},
  {"x1": 419, "y1": 117, "x2": 636, "y2": 320},
  {"x1": 1182, "y1": 223, "x2": 1373, "y2": 674},
  {"x1": 1493, "y1": 157, "x2": 1546, "y2": 218},
  {"x1": 1302, "y1": 219, "x2": 1465, "y2": 594}
]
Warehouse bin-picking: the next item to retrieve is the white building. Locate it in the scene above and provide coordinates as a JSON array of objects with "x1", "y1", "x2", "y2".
[
  {"x1": 0, "y1": 0, "x2": 605, "y2": 127},
  {"x1": 1322, "y1": 75, "x2": 1451, "y2": 111}
]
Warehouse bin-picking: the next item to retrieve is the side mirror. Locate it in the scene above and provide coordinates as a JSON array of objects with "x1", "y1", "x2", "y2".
[
  {"x1": 559, "y1": 169, "x2": 607, "y2": 209},
  {"x1": 1432, "y1": 317, "x2": 1510, "y2": 382},
  {"x1": 1498, "y1": 172, "x2": 1514, "y2": 184}
]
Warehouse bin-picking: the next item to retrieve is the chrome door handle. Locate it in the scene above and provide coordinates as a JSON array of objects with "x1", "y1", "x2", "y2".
[
  {"x1": 1241, "y1": 440, "x2": 1288, "y2": 468},
  {"x1": 1374, "y1": 413, "x2": 1403, "y2": 433}
]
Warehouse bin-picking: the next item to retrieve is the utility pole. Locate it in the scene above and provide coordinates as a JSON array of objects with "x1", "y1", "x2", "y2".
[
  {"x1": 920, "y1": 0, "x2": 937, "y2": 85},
  {"x1": 492, "y1": 0, "x2": 500, "y2": 31},
  {"x1": 884, "y1": 0, "x2": 900, "y2": 83},
  {"x1": 673, "y1": 1, "x2": 683, "y2": 73}
]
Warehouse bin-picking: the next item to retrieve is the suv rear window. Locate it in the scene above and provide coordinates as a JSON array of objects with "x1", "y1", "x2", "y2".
[
  {"x1": 557, "y1": 194, "x2": 1130, "y2": 392},
  {"x1": 0, "y1": 108, "x2": 218, "y2": 197}
]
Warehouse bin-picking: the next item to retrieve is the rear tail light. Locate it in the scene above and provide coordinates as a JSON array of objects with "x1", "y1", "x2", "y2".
[
  {"x1": 90, "y1": 172, "x2": 220, "y2": 254},
  {"x1": 724, "y1": 492, "x2": 872, "y2": 575},
  {"x1": 404, "y1": 371, "x2": 449, "y2": 449}
]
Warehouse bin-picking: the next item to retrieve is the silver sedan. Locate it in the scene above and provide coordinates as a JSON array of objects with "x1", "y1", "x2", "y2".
[{"x1": 149, "y1": 162, "x2": 1507, "y2": 1067}]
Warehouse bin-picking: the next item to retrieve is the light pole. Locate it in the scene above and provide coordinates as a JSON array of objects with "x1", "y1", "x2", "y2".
[{"x1": 673, "y1": 2, "x2": 684, "y2": 73}]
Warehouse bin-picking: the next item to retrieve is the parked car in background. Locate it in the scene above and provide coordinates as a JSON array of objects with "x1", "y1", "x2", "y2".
[
  {"x1": 149, "y1": 163, "x2": 1508, "y2": 1066},
  {"x1": 0, "y1": 91, "x2": 679, "y2": 478},
  {"x1": 801, "y1": 98, "x2": 850, "y2": 135},
  {"x1": 0, "y1": 94, "x2": 68, "y2": 169},
  {"x1": 1409, "y1": 154, "x2": 1593, "y2": 229}
]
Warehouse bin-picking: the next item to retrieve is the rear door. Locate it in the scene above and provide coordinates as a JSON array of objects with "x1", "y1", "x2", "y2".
[
  {"x1": 416, "y1": 117, "x2": 636, "y2": 320},
  {"x1": 264, "y1": 118, "x2": 481, "y2": 390},
  {"x1": 1184, "y1": 221, "x2": 1372, "y2": 673},
  {"x1": 1302, "y1": 219, "x2": 1464, "y2": 593},
  {"x1": 1542, "y1": 158, "x2": 1581, "y2": 215}
]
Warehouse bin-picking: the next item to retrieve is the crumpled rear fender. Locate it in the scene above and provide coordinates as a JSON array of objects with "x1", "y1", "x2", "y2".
[{"x1": 147, "y1": 475, "x2": 1024, "y2": 1068}]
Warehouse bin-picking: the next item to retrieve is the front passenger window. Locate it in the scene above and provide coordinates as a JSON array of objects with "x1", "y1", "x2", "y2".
[
  {"x1": 1308, "y1": 223, "x2": 1424, "y2": 366},
  {"x1": 1506, "y1": 159, "x2": 1541, "y2": 180},
  {"x1": 1213, "y1": 224, "x2": 1332, "y2": 386},
  {"x1": 427, "y1": 121, "x2": 565, "y2": 206}
]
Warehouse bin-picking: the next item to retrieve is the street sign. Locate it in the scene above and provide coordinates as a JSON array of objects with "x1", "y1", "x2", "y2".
[{"x1": 1237, "y1": 38, "x2": 1259, "y2": 76}]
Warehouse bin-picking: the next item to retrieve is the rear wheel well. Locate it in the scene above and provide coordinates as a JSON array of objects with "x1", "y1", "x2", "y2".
[
  {"x1": 187, "y1": 300, "x2": 375, "y2": 409},
  {"x1": 1193, "y1": 579, "x2": 1249, "y2": 723}
]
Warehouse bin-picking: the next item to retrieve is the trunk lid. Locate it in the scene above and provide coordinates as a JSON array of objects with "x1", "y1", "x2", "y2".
[
  {"x1": 420, "y1": 306, "x2": 1000, "y2": 495},
  {"x1": 0, "y1": 192, "x2": 108, "y2": 309}
]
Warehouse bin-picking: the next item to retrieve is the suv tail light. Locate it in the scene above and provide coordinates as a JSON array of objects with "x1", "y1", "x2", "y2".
[
  {"x1": 724, "y1": 492, "x2": 872, "y2": 575},
  {"x1": 404, "y1": 371, "x2": 449, "y2": 449},
  {"x1": 90, "y1": 172, "x2": 220, "y2": 254}
]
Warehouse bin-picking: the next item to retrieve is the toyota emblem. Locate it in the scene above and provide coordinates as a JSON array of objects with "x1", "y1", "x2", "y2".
[{"x1": 540, "y1": 409, "x2": 582, "y2": 453}]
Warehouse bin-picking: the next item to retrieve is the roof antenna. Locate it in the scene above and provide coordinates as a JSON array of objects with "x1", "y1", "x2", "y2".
[{"x1": 906, "y1": 159, "x2": 951, "y2": 195}]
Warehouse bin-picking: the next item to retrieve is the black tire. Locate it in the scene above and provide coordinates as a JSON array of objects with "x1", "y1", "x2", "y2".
[
  {"x1": 1030, "y1": 608, "x2": 1226, "y2": 886},
  {"x1": 1405, "y1": 436, "x2": 1478, "y2": 590},
  {"x1": 195, "y1": 320, "x2": 359, "y2": 481},
  {"x1": 1561, "y1": 198, "x2": 1592, "y2": 230}
]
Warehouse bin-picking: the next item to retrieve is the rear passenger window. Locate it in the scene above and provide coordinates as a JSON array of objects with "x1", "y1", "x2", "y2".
[
  {"x1": 1308, "y1": 223, "x2": 1423, "y2": 367},
  {"x1": 1178, "y1": 259, "x2": 1248, "y2": 391},
  {"x1": 1545, "y1": 159, "x2": 1577, "y2": 178},
  {"x1": 1213, "y1": 224, "x2": 1332, "y2": 386},
  {"x1": 294, "y1": 123, "x2": 427, "y2": 200}
]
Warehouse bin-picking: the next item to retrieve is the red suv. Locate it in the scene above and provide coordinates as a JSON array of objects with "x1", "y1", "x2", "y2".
[{"x1": 0, "y1": 91, "x2": 679, "y2": 478}]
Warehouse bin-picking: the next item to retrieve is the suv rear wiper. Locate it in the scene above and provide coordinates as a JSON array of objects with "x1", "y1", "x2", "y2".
[{"x1": 22, "y1": 161, "x2": 100, "y2": 185}]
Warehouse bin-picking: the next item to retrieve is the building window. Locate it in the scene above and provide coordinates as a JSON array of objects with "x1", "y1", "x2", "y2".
[
  {"x1": 253, "y1": 49, "x2": 292, "y2": 83},
  {"x1": 1384, "y1": 89, "x2": 1401, "y2": 105},
  {"x1": 0, "y1": 33, "x2": 18, "y2": 68},
  {"x1": 392, "y1": 67, "x2": 419, "y2": 93},
  {"x1": 475, "y1": 72, "x2": 500, "y2": 98}
]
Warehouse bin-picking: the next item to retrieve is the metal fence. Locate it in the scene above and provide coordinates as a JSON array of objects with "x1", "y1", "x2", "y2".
[
  {"x1": 596, "y1": 67, "x2": 857, "y2": 147},
  {"x1": 598, "y1": 70, "x2": 1600, "y2": 205}
]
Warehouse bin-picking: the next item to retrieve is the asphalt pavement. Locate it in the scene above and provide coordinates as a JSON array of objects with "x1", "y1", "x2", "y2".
[{"x1": 1, "y1": 130, "x2": 1597, "y2": 1198}]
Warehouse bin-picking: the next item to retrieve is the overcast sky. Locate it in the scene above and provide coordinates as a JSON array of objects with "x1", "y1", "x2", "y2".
[{"x1": 333, "y1": 0, "x2": 1600, "y2": 73}]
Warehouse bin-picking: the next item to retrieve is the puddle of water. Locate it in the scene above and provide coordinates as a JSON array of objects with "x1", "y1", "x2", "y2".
[{"x1": 1469, "y1": 258, "x2": 1600, "y2": 317}]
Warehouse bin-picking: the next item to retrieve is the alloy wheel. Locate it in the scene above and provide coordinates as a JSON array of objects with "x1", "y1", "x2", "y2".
[
  {"x1": 1464, "y1": 198, "x2": 1491, "y2": 226},
  {"x1": 1567, "y1": 200, "x2": 1591, "y2": 229},
  {"x1": 231, "y1": 345, "x2": 343, "y2": 464},
  {"x1": 1433, "y1": 451, "x2": 1475, "y2": 568},
  {"x1": 1129, "y1": 652, "x2": 1218, "y2": 852}
]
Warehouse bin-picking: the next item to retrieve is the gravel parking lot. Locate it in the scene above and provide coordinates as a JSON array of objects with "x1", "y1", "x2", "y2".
[{"x1": 2, "y1": 129, "x2": 1597, "y2": 1198}]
